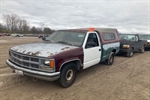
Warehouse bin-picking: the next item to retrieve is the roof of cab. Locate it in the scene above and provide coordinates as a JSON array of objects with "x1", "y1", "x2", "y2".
[
  {"x1": 120, "y1": 33, "x2": 139, "y2": 35},
  {"x1": 58, "y1": 28, "x2": 118, "y2": 33}
]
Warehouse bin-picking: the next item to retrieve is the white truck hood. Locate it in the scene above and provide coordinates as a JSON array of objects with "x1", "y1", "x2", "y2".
[{"x1": 10, "y1": 42, "x2": 78, "y2": 57}]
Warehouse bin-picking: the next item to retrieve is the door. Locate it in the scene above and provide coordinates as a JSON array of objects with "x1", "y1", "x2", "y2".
[
  {"x1": 83, "y1": 32, "x2": 101, "y2": 69},
  {"x1": 135, "y1": 35, "x2": 139, "y2": 50}
]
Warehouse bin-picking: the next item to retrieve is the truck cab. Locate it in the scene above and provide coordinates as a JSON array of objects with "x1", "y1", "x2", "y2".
[{"x1": 6, "y1": 28, "x2": 120, "y2": 88}]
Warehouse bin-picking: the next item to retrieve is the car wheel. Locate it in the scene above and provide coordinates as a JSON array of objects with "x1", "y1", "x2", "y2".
[
  {"x1": 126, "y1": 49, "x2": 133, "y2": 57},
  {"x1": 106, "y1": 52, "x2": 115, "y2": 65},
  {"x1": 140, "y1": 46, "x2": 145, "y2": 53},
  {"x1": 59, "y1": 63, "x2": 77, "y2": 88}
]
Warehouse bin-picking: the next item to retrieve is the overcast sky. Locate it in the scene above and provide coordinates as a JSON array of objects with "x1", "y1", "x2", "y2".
[{"x1": 0, "y1": 0, "x2": 150, "y2": 33}]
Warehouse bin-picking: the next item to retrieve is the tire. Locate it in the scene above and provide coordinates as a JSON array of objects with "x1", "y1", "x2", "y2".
[
  {"x1": 59, "y1": 63, "x2": 77, "y2": 88},
  {"x1": 140, "y1": 46, "x2": 145, "y2": 53},
  {"x1": 126, "y1": 49, "x2": 133, "y2": 57},
  {"x1": 106, "y1": 52, "x2": 115, "y2": 65}
]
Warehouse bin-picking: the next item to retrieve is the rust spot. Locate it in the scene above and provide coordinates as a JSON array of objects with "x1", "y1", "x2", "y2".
[
  {"x1": 32, "y1": 51, "x2": 41, "y2": 56},
  {"x1": 61, "y1": 47, "x2": 70, "y2": 50},
  {"x1": 22, "y1": 50, "x2": 26, "y2": 53},
  {"x1": 47, "y1": 52, "x2": 53, "y2": 57},
  {"x1": 48, "y1": 53, "x2": 53, "y2": 57},
  {"x1": 27, "y1": 52, "x2": 31, "y2": 55}
]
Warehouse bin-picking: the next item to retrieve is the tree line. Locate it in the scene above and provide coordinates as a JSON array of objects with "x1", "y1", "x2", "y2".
[{"x1": 0, "y1": 14, "x2": 52, "y2": 34}]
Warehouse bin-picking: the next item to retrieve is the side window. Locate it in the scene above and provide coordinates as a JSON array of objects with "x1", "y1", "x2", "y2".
[
  {"x1": 130, "y1": 35, "x2": 135, "y2": 41},
  {"x1": 85, "y1": 33, "x2": 99, "y2": 48},
  {"x1": 102, "y1": 33, "x2": 116, "y2": 41},
  {"x1": 114, "y1": 32, "x2": 119, "y2": 39}
]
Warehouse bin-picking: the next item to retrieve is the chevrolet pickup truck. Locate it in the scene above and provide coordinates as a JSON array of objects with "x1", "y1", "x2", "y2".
[
  {"x1": 6, "y1": 28, "x2": 120, "y2": 88},
  {"x1": 119, "y1": 34, "x2": 147, "y2": 57}
]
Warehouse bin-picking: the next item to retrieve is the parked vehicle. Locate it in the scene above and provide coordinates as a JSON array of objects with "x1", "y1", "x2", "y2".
[
  {"x1": 38, "y1": 34, "x2": 49, "y2": 38},
  {"x1": 6, "y1": 28, "x2": 120, "y2": 88},
  {"x1": 38, "y1": 34, "x2": 44, "y2": 38},
  {"x1": 12, "y1": 33, "x2": 24, "y2": 37},
  {"x1": 0, "y1": 33, "x2": 10, "y2": 36},
  {"x1": 119, "y1": 34, "x2": 147, "y2": 57},
  {"x1": 139, "y1": 34, "x2": 150, "y2": 49},
  {"x1": 0, "y1": 33, "x2": 3, "y2": 36}
]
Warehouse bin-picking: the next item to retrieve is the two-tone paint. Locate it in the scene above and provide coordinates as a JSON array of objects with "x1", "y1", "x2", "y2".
[{"x1": 6, "y1": 28, "x2": 120, "y2": 82}]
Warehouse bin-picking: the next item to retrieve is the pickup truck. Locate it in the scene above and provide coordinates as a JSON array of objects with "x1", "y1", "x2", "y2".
[
  {"x1": 6, "y1": 28, "x2": 120, "y2": 88},
  {"x1": 119, "y1": 34, "x2": 147, "y2": 57},
  {"x1": 139, "y1": 34, "x2": 150, "y2": 49}
]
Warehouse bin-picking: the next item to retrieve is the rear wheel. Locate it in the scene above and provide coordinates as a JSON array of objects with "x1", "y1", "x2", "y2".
[
  {"x1": 105, "y1": 52, "x2": 115, "y2": 65},
  {"x1": 59, "y1": 63, "x2": 77, "y2": 88}
]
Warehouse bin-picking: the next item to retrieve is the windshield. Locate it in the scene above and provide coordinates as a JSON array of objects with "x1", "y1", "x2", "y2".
[
  {"x1": 139, "y1": 34, "x2": 150, "y2": 40},
  {"x1": 46, "y1": 31, "x2": 86, "y2": 46},
  {"x1": 120, "y1": 34, "x2": 136, "y2": 41}
]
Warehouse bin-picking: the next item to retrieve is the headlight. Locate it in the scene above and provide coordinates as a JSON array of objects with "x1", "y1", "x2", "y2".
[
  {"x1": 41, "y1": 59, "x2": 55, "y2": 71},
  {"x1": 44, "y1": 59, "x2": 55, "y2": 68},
  {"x1": 44, "y1": 60, "x2": 50, "y2": 65},
  {"x1": 123, "y1": 45, "x2": 130, "y2": 49}
]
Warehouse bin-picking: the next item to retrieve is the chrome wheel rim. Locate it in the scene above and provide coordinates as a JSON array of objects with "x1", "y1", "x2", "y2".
[
  {"x1": 110, "y1": 56, "x2": 113, "y2": 63},
  {"x1": 66, "y1": 69, "x2": 74, "y2": 81}
]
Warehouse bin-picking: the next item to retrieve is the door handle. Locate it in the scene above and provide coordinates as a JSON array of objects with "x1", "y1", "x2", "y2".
[{"x1": 99, "y1": 49, "x2": 101, "y2": 51}]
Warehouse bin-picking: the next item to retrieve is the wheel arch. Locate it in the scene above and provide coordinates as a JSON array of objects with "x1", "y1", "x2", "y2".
[
  {"x1": 112, "y1": 49, "x2": 116, "y2": 54},
  {"x1": 131, "y1": 47, "x2": 134, "y2": 50},
  {"x1": 59, "y1": 59, "x2": 82, "y2": 71}
]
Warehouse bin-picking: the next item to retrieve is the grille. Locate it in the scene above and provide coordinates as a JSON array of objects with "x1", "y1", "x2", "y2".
[{"x1": 10, "y1": 50, "x2": 40, "y2": 69}]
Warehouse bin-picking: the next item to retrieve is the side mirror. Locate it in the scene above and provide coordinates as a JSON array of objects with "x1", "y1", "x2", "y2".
[{"x1": 42, "y1": 37, "x2": 46, "y2": 40}]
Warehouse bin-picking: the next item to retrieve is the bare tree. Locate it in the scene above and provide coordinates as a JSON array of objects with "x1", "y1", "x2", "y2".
[
  {"x1": 18, "y1": 18, "x2": 23, "y2": 32},
  {"x1": 3, "y1": 14, "x2": 19, "y2": 32},
  {"x1": 22, "y1": 20, "x2": 29, "y2": 33},
  {"x1": 39, "y1": 22, "x2": 45, "y2": 32},
  {"x1": 3, "y1": 14, "x2": 11, "y2": 30},
  {"x1": 2, "y1": 14, "x2": 30, "y2": 33}
]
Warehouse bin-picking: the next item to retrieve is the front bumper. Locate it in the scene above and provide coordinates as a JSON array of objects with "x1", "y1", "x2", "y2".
[
  {"x1": 119, "y1": 49, "x2": 130, "y2": 53},
  {"x1": 6, "y1": 59, "x2": 60, "y2": 81}
]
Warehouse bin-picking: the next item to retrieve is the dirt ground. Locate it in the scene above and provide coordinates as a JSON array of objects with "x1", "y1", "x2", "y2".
[{"x1": 0, "y1": 36, "x2": 150, "y2": 100}]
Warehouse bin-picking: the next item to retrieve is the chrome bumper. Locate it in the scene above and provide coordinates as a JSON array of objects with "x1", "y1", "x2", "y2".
[{"x1": 6, "y1": 59, "x2": 60, "y2": 81}]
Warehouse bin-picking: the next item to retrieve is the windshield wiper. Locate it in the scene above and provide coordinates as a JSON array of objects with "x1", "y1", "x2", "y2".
[{"x1": 56, "y1": 41, "x2": 73, "y2": 45}]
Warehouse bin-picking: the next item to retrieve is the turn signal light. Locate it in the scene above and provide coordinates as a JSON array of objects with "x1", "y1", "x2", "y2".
[{"x1": 50, "y1": 60, "x2": 55, "y2": 68}]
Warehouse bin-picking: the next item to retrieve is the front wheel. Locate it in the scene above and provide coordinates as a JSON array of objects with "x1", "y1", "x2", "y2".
[
  {"x1": 59, "y1": 63, "x2": 77, "y2": 88},
  {"x1": 126, "y1": 49, "x2": 133, "y2": 57}
]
